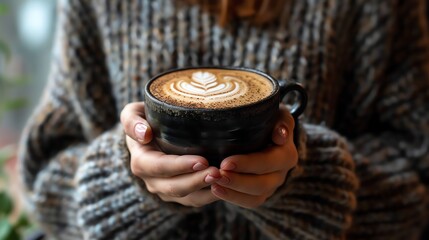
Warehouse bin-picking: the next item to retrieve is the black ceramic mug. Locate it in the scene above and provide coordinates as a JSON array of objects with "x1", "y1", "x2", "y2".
[{"x1": 144, "y1": 66, "x2": 307, "y2": 167}]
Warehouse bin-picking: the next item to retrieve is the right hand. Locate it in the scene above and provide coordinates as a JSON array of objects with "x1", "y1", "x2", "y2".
[{"x1": 120, "y1": 102, "x2": 221, "y2": 207}]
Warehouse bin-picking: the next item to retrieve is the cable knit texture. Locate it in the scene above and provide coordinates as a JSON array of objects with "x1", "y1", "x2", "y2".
[{"x1": 18, "y1": 0, "x2": 429, "y2": 239}]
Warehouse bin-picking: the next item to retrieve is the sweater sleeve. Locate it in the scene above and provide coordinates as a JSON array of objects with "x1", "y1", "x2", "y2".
[
  {"x1": 344, "y1": 0, "x2": 429, "y2": 239},
  {"x1": 224, "y1": 124, "x2": 359, "y2": 240},
  {"x1": 18, "y1": 1, "x2": 191, "y2": 239},
  {"x1": 224, "y1": 1, "x2": 429, "y2": 240}
]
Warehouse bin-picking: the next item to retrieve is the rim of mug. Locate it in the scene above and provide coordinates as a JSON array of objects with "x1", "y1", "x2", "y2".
[{"x1": 144, "y1": 66, "x2": 281, "y2": 113}]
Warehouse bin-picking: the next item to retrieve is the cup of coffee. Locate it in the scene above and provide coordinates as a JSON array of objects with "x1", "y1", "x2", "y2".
[{"x1": 144, "y1": 66, "x2": 307, "y2": 166}]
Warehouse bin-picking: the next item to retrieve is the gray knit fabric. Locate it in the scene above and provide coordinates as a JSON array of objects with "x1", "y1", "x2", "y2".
[{"x1": 18, "y1": 0, "x2": 429, "y2": 239}]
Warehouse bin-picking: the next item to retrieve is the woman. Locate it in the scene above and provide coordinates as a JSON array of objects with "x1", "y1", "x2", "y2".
[{"x1": 19, "y1": 0, "x2": 429, "y2": 239}]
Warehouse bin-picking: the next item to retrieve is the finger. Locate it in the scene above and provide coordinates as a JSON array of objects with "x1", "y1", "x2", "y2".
[
  {"x1": 211, "y1": 184, "x2": 268, "y2": 209},
  {"x1": 279, "y1": 103, "x2": 296, "y2": 130},
  {"x1": 130, "y1": 142, "x2": 210, "y2": 178},
  {"x1": 147, "y1": 167, "x2": 221, "y2": 198},
  {"x1": 158, "y1": 189, "x2": 219, "y2": 208},
  {"x1": 271, "y1": 121, "x2": 289, "y2": 145},
  {"x1": 217, "y1": 170, "x2": 286, "y2": 196},
  {"x1": 120, "y1": 102, "x2": 153, "y2": 144},
  {"x1": 220, "y1": 143, "x2": 298, "y2": 174},
  {"x1": 272, "y1": 105, "x2": 295, "y2": 146}
]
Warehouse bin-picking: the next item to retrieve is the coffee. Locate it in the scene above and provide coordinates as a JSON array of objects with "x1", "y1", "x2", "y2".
[
  {"x1": 144, "y1": 66, "x2": 307, "y2": 166},
  {"x1": 149, "y1": 69, "x2": 274, "y2": 109}
]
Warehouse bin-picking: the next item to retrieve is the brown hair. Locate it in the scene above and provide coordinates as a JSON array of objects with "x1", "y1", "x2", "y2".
[{"x1": 187, "y1": 0, "x2": 286, "y2": 26}]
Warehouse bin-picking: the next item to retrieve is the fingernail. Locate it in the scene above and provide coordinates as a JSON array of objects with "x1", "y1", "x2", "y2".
[
  {"x1": 218, "y1": 176, "x2": 230, "y2": 185},
  {"x1": 221, "y1": 162, "x2": 236, "y2": 171},
  {"x1": 135, "y1": 123, "x2": 147, "y2": 141},
  {"x1": 278, "y1": 125, "x2": 288, "y2": 139},
  {"x1": 193, "y1": 162, "x2": 208, "y2": 171},
  {"x1": 212, "y1": 184, "x2": 227, "y2": 196},
  {"x1": 276, "y1": 125, "x2": 288, "y2": 145},
  {"x1": 205, "y1": 175, "x2": 220, "y2": 184}
]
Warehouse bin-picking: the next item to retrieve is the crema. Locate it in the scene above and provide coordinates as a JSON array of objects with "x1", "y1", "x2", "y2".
[{"x1": 149, "y1": 68, "x2": 274, "y2": 109}]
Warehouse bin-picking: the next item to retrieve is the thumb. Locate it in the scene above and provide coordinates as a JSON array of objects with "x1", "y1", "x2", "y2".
[
  {"x1": 120, "y1": 102, "x2": 153, "y2": 144},
  {"x1": 272, "y1": 121, "x2": 289, "y2": 145},
  {"x1": 272, "y1": 105, "x2": 295, "y2": 146}
]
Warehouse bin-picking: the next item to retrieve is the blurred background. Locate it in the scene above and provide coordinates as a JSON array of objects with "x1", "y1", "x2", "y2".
[
  {"x1": 1, "y1": 0, "x2": 55, "y2": 132},
  {"x1": 0, "y1": 1, "x2": 429, "y2": 240},
  {"x1": 1, "y1": 0, "x2": 56, "y2": 239}
]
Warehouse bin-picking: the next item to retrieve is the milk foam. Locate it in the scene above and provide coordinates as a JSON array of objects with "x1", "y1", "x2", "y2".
[
  {"x1": 150, "y1": 69, "x2": 274, "y2": 109},
  {"x1": 169, "y1": 71, "x2": 247, "y2": 101}
]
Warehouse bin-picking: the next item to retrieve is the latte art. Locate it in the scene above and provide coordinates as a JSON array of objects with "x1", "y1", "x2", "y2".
[
  {"x1": 149, "y1": 68, "x2": 274, "y2": 109},
  {"x1": 170, "y1": 72, "x2": 247, "y2": 101}
]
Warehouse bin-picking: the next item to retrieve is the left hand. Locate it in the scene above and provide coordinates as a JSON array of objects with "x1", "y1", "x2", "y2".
[{"x1": 212, "y1": 104, "x2": 298, "y2": 208}]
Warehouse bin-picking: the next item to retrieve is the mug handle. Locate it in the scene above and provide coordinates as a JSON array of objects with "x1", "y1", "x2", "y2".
[
  {"x1": 279, "y1": 80, "x2": 308, "y2": 119},
  {"x1": 278, "y1": 80, "x2": 308, "y2": 146}
]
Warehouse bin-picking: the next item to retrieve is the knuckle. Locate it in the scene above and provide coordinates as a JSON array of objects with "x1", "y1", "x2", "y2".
[
  {"x1": 120, "y1": 103, "x2": 133, "y2": 122},
  {"x1": 261, "y1": 177, "x2": 274, "y2": 191},
  {"x1": 145, "y1": 182, "x2": 158, "y2": 194},
  {"x1": 193, "y1": 201, "x2": 209, "y2": 208},
  {"x1": 251, "y1": 196, "x2": 267, "y2": 208},
  {"x1": 149, "y1": 160, "x2": 165, "y2": 177},
  {"x1": 124, "y1": 121, "x2": 136, "y2": 137},
  {"x1": 130, "y1": 157, "x2": 142, "y2": 177},
  {"x1": 259, "y1": 178, "x2": 277, "y2": 195},
  {"x1": 157, "y1": 194, "x2": 169, "y2": 202},
  {"x1": 188, "y1": 200, "x2": 204, "y2": 208},
  {"x1": 276, "y1": 172, "x2": 287, "y2": 187},
  {"x1": 125, "y1": 136, "x2": 136, "y2": 149},
  {"x1": 166, "y1": 184, "x2": 187, "y2": 198},
  {"x1": 188, "y1": 194, "x2": 215, "y2": 208},
  {"x1": 191, "y1": 203, "x2": 203, "y2": 208},
  {"x1": 121, "y1": 103, "x2": 143, "y2": 136},
  {"x1": 206, "y1": 166, "x2": 221, "y2": 177}
]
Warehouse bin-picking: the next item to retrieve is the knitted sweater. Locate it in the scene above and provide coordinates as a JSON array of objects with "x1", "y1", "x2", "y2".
[{"x1": 19, "y1": 0, "x2": 429, "y2": 239}]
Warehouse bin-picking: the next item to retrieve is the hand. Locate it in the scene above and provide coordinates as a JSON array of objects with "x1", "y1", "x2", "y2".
[
  {"x1": 121, "y1": 102, "x2": 221, "y2": 207},
  {"x1": 212, "y1": 104, "x2": 298, "y2": 209}
]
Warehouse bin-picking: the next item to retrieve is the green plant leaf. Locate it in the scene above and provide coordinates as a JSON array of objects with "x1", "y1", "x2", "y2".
[
  {"x1": 0, "y1": 75, "x2": 28, "y2": 86},
  {"x1": 0, "y1": 145, "x2": 14, "y2": 167},
  {"x1": 0, "y1": 40, "x2": 11, "y2": 62},
  {"x1": 0, "y1": 192, "x2": 14, "y2": 216},
  {"x1": 0, "y1": 4, "x2": 8, "y2": 15},
  {"x1": 0, "y1": 219, "x2": 20, "y2": 240},
  {"x1": 14, "y1": 214, "x2": 31, "y2": 230},
  {"x1": 0, "y1": 219, "x2": 12, "y2": 240},
  {"x1": 0, "y1": 99, "x2": 27, "y2": 111},
  {"x1": 7, "y1": 228, "x2": 20, "y2": 240}
]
